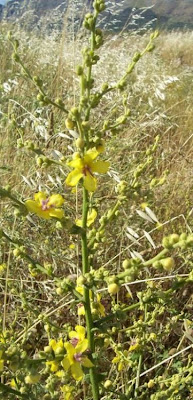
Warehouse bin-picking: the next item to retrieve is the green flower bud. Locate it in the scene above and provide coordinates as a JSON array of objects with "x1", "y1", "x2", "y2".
[
  {"x1": 75, "y1": 137, "x2": 84, "y2": 149},
  {"x1": 70, "y1": 107, "x2": 79, "y2": 119},
  {"x1": 148, "y1": 379, "x2": 155, "y2": 388},
  {"x1": 12, "y1": 52, "x2": 20, "y2": 62},
  {"x1": 56, "y1": 287, "x2": 64, "y2": 296},
  {"x1": 25, "y1": 374, "x2": 40, "y2": 384},
  {"x1": 160, "y1": 257, "x2": 175, "y2": 271},
  {"x1": 76, "y1": 65, "x2": 84, "y2": 75},
  {"x1": 133, "y1": 52, "x2": 141, "y2": 62},
  {"x1": 108, "y1": 283, "x2": 120, "y2": 295},
  {"x1": 55, "y1": 98, "x2": 63, "y2": 106},
  {"x1": 44, "y1": 345, "x2": 52, "y2": 354},
  {"x1": 180, "y1": 233, "x2": 187, "y2": 241},
  {"x1": 169, "y1": 234, "x2": 179, "y2": 245},
  {"x1": 122, "y1": 259, "x2": 130, "y2": 269},
  {"x1": 147, "y1": 43, "x2": 155, "y2": 52},
  {"x1": 37, "y1": 93, "x2": 44, "y2": 102},
  {"x1": 14, "y1": 39, "x2": 19, "y2": 49},
  {"x1": 36, "y1": 156, "x2": 43, "y2": 167},
  {"x1": 65, "y1": 118, "x2": 75, "y2": 130},
  {"x1": 104, "y1": 380, "x2": 112, "y2": 389},
  {"x1": 162, "y1": 237, "x2": 172, "y2": 249}
]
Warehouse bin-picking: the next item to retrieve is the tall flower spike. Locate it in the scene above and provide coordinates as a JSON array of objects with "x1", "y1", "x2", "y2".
[
  {"x1": 25, "y1": 192, "x2": 64, "y2": 219},
  {"x1": 66, "y1": 150, "x2": 110, "y2": 192}
]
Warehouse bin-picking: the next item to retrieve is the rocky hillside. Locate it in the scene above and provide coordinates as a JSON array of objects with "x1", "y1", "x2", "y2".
[{"x1": 0, "y1": 0, "x2": 193, "y2": 34}]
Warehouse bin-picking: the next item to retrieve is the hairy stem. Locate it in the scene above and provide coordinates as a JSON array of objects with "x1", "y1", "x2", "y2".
[{"x1": 81, "y1": 188, "x2": 99, "y2": 400}]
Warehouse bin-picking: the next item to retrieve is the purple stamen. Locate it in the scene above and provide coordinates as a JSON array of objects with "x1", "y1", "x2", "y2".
[
  {"x1": 41, "y1": 198, "x2": 55, "y2": 211},
  {"x1": 74, "y1": 352, "x2": 82, "y2": 362},
  {"x1": 82, "y1": 165, "x2": 94, "y2": 177},
  {"x1": 71, "y1": 337, "x2": 79, "y2": 347}
]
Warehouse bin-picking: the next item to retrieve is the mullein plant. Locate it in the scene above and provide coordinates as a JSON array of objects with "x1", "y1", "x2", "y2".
[{"x1": 1, "y1": 1, "x2": 193, "y2": 400}]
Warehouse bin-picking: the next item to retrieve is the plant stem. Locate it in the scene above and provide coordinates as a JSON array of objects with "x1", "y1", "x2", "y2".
[{"x1": 81, "y1": 188, "x2": 99, "y2": 400}]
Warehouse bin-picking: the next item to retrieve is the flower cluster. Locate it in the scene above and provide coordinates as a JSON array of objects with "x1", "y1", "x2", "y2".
[
  {"x1": 46, "y1": 326, "x2": 93, "y2": 381},
  {"x1": 25, "y1": 150, "x2": 109, "y2": 220}
]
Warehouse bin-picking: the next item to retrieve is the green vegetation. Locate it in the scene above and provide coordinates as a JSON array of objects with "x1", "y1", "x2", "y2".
[{"x1": 0, "y1": 2, "x2": 193, "y2": 399}]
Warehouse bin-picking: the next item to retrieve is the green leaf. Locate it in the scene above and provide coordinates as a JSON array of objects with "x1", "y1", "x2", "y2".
[{"x1": 0, "y1": 382, "x2": 28, "y2": 398}]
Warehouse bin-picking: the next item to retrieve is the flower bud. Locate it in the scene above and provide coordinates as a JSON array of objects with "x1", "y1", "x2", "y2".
[
  {"x1": 169, "y1": 234, "x2": 179, "y2": 245},
  {"x1": 25, "y1": 374, "x2": 40, "y2": 384},
  {"x1": 70, "y1": 107, "x2": 79, "y2": 119},
  {"x1": 76, "y1": 65, "x2": 84, "y2": 75},
  {"x1": 75, "y1": 138, "x2": 84, "y2": 149},
  {"x1": 56, "y1": 287, "x2": 64, "y2": 296},
  {"x1": 133, "y1": 52, "x2": 141, "y2": 62},
  {"x1": 160, "y1": 257, "x2": 175, "y2": 271},
  {"x1": 108, "y1": 283, "x2": 120, "y2": 295},
  {"x1": 147, "y1": 379, "x2": 155, "y2": 388},
  {"x1": 104, "y1": 380, "x2": 112, "y2": 389},
  {"x1": 122, "y1": 259, "x2": 130, "y2": 269}
]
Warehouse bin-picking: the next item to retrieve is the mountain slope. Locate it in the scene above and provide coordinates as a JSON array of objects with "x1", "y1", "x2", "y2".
[{"x1": 0, "y1": 0, "x2": 193, "y2": 33}]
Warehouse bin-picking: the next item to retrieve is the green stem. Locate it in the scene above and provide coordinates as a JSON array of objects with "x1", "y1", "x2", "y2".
[{"x1": 81, "y1": 188, "x2": 99, "y2": 400}]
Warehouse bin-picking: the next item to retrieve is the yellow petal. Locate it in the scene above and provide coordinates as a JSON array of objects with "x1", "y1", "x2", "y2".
[
  {"x1": 75, "y1": 338, "x2": 88, "y2": 354},
  {"x1": 49, "y1": 339, "x2": 57, "y2": 350},
  {"x1": 75, "y1": 286, "x2": 84, "y2": 295},
  {"x1": 68, "y1": 157, "x2": 84, "y2": 169},
  {"x1": 61, "y1": 356, "x2": 70, "y2": 371},
  {"x1": 64, "y1": 342, "x2": 76, "y2": 363},
  {"x1": 98, "y1": 298, "x2": 105, "y2": 317},
  {"x1": 78, "y1": 305, "x2": 85, "y2": 316},
  {"x1": 85, "y1": 150, "x2": 99, "y2": 160},
  {"x1": 48, "y1": 194, "x2": 64, "y2": 207},
  {"x1": 91, "y1": 160, "x2": 110, "y2": 174},
  {"x1": 66, "y1": 169, "x2": 83, "y2": 187},
  {"x1": 75, "y1": 325, "x2": 85, "y2": 340},
  {"x1": 83, "y1": 174, "x2": 97, "y2": 192},
  {"x1": 25, "y1": 200, "x2": 51, "y2": 219},
  {"x1": 69, "y1": 331, "x2": 77, "y2": 339},
  {"x1": 76, "y1": 209, "x2": 97, "y2": 228},
  {"x1": 87, "y1": 209, "x2": 97, "y2": 226},
  {"x1": 75, "y1": 218, "x2": 82, "y2": 227},
  {"x1": 71, "y1": 362, "x2": 83, "y2": 381},
  {"x1": 49, "y1": 209, "x2": 64, "y2": 219},
  {"x1": 118, "y1": 361, "x2": 124, "y2": 372},
  {"x1": 34, "y1": 192, "x2": 47, "y2": 204},
  {"x1": 46, "y1": 360, "x2": 59, "y2": 372},
  {"x1": 25, "y1": 200, "x2": 41, "y2": 214},
  {"x1": 81, "y1": 356, "x2": 94, "y2": 368},
  {"x1": 112, "y1": 356, "x2": 120, "y2": 364}
]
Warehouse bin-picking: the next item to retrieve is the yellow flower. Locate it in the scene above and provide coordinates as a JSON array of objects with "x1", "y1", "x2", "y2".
[
  {"x1": 25, "y1": 192, "x2": 64, "y2": 219},
  {"x1": 69, "y1": 325, "x2": 86, "y2": 345},
  {"x1": 61, "y1": 384, "x2": 74, "y2": 400},
  {"x1": 129, "y1": 339, "x2": 140, "y2": 352},
  {"x1": 61, "y1": 340, "x2": 93, "y2": 381},
  {"x1": 66, "y1": 150, "x2": 110, "y2": 192},
  {"x1": 46, "y1": 360, "x2": 60, "y2": 372},
  {"x1": 10, "y1": 379, "x2": 17, "y2": 388},
  {"x1": 76, "y1": 286, "x2": 105, "y2": 317},
  {"x1": 95, "y1": 293, "x2": 105, "y2": 317},
  {"x1": 76, "y1": 209, "x2": 97, "y2": 227},
  {"x1": 49, "y1": 338, "x2": 64, "y2": 354},
  {"x1": 112, "y1": 350, "x2": 129, "y2": 372}
]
